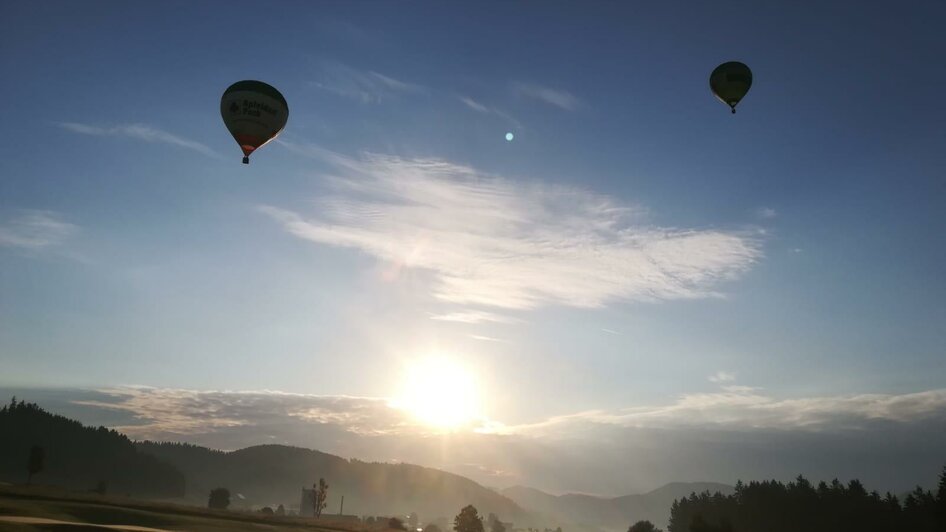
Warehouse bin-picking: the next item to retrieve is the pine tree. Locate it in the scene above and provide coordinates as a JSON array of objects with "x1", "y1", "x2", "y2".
[{"x1": 454, "y1": 505, "x2": 484, "y2": 532}]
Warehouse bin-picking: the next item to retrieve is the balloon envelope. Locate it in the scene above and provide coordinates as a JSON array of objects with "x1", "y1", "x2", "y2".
[
  {"x1": 710, "y1": 62, "x2": 752, "y2": 113},
  {"x1": 220, "y1": 80, "x2": 288, "y2": 163}
]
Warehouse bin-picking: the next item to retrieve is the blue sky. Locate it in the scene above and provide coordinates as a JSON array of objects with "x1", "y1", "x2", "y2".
[{"x1": 2, "y1": 1, "x2": 945, "y2": 493}]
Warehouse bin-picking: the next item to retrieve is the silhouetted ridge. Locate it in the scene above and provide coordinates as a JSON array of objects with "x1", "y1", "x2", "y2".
[
  {"x1": 137, "y1": 441, "x2": 526, "y2": 519},
  {"x1": 0, "y1": 398, "x2": 184, "y2": 497},
  {"x1": 502, "y1": 483, "x2": 734, "y2": 531}
]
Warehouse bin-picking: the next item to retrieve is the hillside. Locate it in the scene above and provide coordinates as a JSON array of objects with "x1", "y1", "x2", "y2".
[
  {"x1": 0, "y1": 397, "x2": 527, "y2": 523},
  {"x1": 0, "y1": 399, "x2": 184, "y2": 498},
  {"x1": 138, "y1": 441, "x2": 526, "y2": 522},
  {"x1": 502, "y1": 482, "x2": 733, "y2": 531}
]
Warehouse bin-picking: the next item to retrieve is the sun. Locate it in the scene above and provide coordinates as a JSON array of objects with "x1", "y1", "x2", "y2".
[{"x1": 392, "y1": 356, "x2": 481, "y2": 430}]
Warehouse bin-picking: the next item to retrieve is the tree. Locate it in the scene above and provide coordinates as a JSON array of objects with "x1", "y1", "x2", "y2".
[
  {"x1": 454, "y1": 505, "x2": 484, "y2": 532},
  {"x1": 276, "y1": 504, "x2": 286, "y2": 516},
  {"x1": 390, "y1": 517, "x2": 407, "y2": 530},
  {"x1": 314, "y1": 477, "x2": 329, "y2": 518},
  {"x1": 628, "y1": 521, "x2": 661, "y2": 532},
  {"x1": 409, "y1": 512, "x2": 420, "y2": 529},
  {"x1": 937, "y1": 466, "x2": 946, "y2": 530},
  {"x1": 424, "y1": 525, "x2": 443, "y2": 532},
  {"x1": 260, "y1": 506, "x2": 274, "y2": 515},
  {"x1": 688, "y1": 516, "x2": 732, "y2": 532},
  {"x1": 208, "y1": 487, "x2": 230, "y2": 509},
  {"x1": 487, "y1": 513, "x2": 506, "y2": 532},
  {"x1": 27, "y1": 445, "x2": 44, "y2": 484}
]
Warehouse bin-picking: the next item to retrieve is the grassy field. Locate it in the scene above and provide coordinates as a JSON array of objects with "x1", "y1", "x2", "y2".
[{"x1": 0, "y1": 484, "x2": 368, "y2": 531}]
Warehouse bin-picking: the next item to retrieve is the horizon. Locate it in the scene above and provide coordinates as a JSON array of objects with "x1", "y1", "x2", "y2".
[
  {"x1": 1, "y1": 392, "x2": 925, "y2": 501},
  {"x1": 2, "y1": 0, "x2": 946, "y2": 509}
]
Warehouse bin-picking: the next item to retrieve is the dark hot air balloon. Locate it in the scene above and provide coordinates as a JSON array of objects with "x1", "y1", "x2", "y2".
[
  {"x1": 220, "y1": 80, "x2": 288, "y2": 164},
  {"x1": 710, "y1": 62, "x2": 752, "y2": 114}
]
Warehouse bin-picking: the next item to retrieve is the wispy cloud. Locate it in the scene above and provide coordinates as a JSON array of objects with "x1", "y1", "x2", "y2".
[
  {"x1": 503, "y1": 387, "x2": 946, "y2": 436},
  {"x1": 459, "y1": 96, "x2": 490, "y2": 113},
  {"x1": 430, "y1": 310, "x2": 519, "y2": 324},
  {"x1": 708, "y1": 370, "x2": 736, "y2": 383},
  {"x1": 263, "y1": 144, "x2": 761, "y2": 310},
  {"x1": 457, "y1": 96, "x2": 522, "y2": 127},
  {"x1": 470, "y1": 334, "x2": 507, "y2": 343},
  {"x1": 311, "y1": 62, "x2": 426, "y2": 103},
  {"x1": 59, "y1": 122, "x2": 218, "y2": 158},
  {"x1": 512, "y1": 82, "x2": 582, "y2": 111},
  {"x1": 755, "y1": 207, "x2": 777, "y2": 219},
  {"x1": 0, "y1": 210, "x2": 77, "y2": 251}
]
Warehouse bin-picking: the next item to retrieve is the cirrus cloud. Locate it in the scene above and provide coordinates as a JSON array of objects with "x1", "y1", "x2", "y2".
[
  {"x1": 0, "y1": 210, "x2": 77, "y2": 251},
  {"x1": 59, "y1": 122, "x2": 219, "y2": 158},
  {"x1": 512, "y1": 82, "x2": 583, "y2": 111},
  {"x1": 310, "y1": 61, "x2": 427, "y2": 103},
  {"x1": 263, "y1": 143, "x2": 762, "y2": 310}
]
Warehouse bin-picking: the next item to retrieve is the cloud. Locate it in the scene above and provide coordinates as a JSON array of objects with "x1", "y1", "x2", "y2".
[
  {"x1": 708, "y1": 371, "x2": 736, "y2": 383},
  {"x1": 459, "y1": 96, "x2": 490, "y2": 113},
  {"x1": 470, "y1": 334, "x2": 507, "y2": 343},
  {"x1": 457, "y1": 96, "x2": 522, "y2": 127},
  {"x1": 755, "y1": 207, "x2": 777, "y2": 219},
  {"x1": 430, "y1": 310, "x2": 519, "y2": 324},
  {"x1": 66, "y1": 385, "x2": 946, "y2": 441},
  {"x1": 70, "y1": 387, "x2": 427, "y2": 440},
  {"x1": 311, "y1": 62, "x2": 426, "y2": 103},
  {"x1": 263, "y1": 144, "x2": 761, "y2": 310},
  {"x1": 512, "y1": 82, "x2": 582, "y2": 111},
  {"x1": 59, "y1": 122, "x2": 218, "y2": 158},
  {"x1": 504, "y1": 387, "x2": 946, "y2": 436},
  {"x1": 0, "y1": 210, "x2": 77, "y2": 251}
]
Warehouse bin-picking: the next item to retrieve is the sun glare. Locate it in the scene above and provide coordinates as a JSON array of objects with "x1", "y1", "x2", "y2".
[{"x1": 393, "y1": 356, "x2": 481, "y2": 430}]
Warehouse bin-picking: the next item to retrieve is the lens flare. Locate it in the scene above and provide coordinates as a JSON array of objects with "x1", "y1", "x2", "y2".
[{"x1": 392, "y1": 356, "x2": 481, "y2": 430}]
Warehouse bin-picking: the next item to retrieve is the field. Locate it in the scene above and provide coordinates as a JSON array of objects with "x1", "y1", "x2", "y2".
[{"x1": 0, "y1": 484, "x2": 367, "y2": 531}]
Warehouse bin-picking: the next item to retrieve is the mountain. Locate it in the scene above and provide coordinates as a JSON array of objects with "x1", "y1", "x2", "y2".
[
  {"x1": 1, "y1": 397, "x2": 527, "y2": 523},
  {"x1": 138, "y1": 441, "x2": 527, "y2": 521},
  {"x1": 502, "y1": 482, "x2": 734, "y2": 531},
  {"x1": 0, "y1": 399, "x2": 184, "y2": 497}
]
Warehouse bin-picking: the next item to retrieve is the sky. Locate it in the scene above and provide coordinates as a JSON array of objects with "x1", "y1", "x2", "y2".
[{"x1": 2, "y1": 1, "x2": 945, "y2": 495}]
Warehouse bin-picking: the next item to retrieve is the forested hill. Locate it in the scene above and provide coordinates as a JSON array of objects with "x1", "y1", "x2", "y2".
[
  {"x1": 137, "y1": 441, "x2": 527, "y2": 521},
  {"x1": 0, "y1": 399, "x2": 184, "y2": 497},
  {"x1": 1, "y1": 398, "x2": 525, "y2": 522},
  {"x1": 667, "y1": 473, "x2": 946, "y2": 532}
]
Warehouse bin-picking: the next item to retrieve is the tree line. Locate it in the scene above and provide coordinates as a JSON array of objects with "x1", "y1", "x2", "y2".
[
  {"x1": 0, "y1": 398, "x2": 184, "y2": 497},
  {"x1": 666, "y1": 466, "x2": 946, "y2": 532}
]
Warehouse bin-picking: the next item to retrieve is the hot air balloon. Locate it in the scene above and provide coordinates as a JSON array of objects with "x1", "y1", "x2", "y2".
[
  {"x1": 710, "y1": 62, "x2": 752, "y2": 114},
  {"x1": 220, "y1": 80, "x2": 288, "y2": 164}
]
